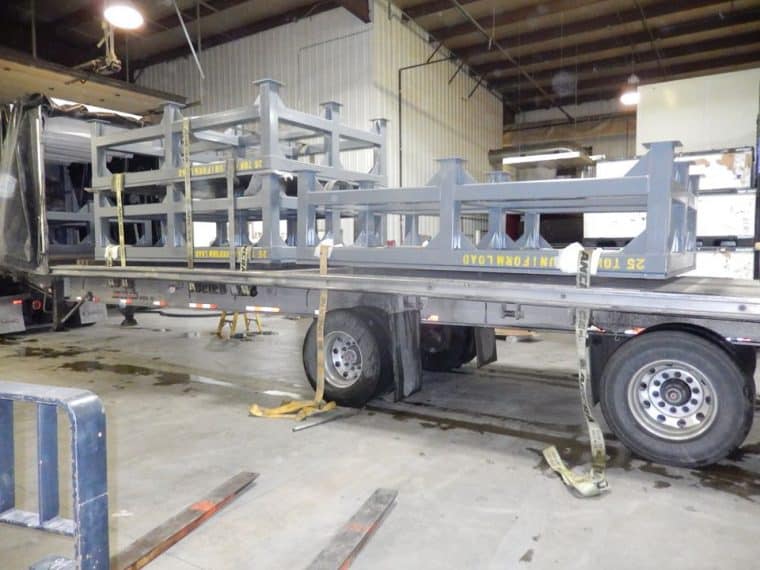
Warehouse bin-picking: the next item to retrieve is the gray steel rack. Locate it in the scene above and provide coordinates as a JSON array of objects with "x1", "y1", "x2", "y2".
[
  {"x1": 89, "y1": 79, "x2": 387, "y2": 267},
  {"x1": 295, "y1": 140, "x2": 698, "y2": 278},
  {"x1": 86, "y1": 79, "x2": 698, "y2": 278}
]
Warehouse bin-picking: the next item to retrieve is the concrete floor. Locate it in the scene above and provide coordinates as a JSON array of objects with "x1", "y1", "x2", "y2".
[{"x1": 1, "y1": 311, "x2": 759, "y2": 569}]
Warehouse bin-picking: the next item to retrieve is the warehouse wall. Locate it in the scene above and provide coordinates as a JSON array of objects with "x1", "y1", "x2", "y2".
[
  {"x1": 371, "y1": 2, "x2": 501, "y2": 239},
  {"x1": 637, "y1": 68, "x2": 760, "y2": 154},
  {"x1": 136, "y1": 2, "x2": 502, "y2": 241}
]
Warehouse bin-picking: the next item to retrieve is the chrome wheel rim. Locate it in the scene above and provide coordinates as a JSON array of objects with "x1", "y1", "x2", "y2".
[
  {"x1": 324, "y1": 330, "x2": 363, "y2": 388},
  {"x1": 627, "y1": 359, "x2": 717, "y2": 441}
]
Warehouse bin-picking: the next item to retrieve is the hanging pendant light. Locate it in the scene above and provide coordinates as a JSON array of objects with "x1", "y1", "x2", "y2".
[
  {"x1": 620, "y1": 73, "x2": 640, "y2": 106},
  {"x1": 103, "y1": 0, "x2": 144, "y2": 30}
]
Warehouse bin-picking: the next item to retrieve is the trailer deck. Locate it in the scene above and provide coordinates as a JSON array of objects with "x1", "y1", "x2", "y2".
[{"x1": 48, "y1": 264, "x2": 760, "y2": 335}]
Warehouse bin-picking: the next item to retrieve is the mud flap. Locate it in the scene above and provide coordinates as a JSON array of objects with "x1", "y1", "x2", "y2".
[
  {"x1": 390, "y1": 309, "x2": 423, "y2": 401},
  {"x1": 79, "y1": 301, "x2": 107, "y2": 325},
  {"x1": 0, "y1": 299, "x2": 25, "y2": 334},
  {"x1": 474, "y1": 327, "x2": 497, "y2": 367}
]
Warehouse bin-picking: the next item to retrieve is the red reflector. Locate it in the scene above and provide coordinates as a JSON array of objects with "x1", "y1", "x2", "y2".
[
  {"x1": 31, "y1": 299, "x2": 43, "y2": 311},
  {"x1": 11, "y1": 299, "x2": 23, "y2": 305}
]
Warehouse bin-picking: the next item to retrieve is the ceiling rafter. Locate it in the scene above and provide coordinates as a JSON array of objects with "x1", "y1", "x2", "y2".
[
  {"x1": 494, "y1": 31, "x2": 760, "y2": 92},
  {"x1": 454, "y1": 0, "x2": 731, "y2": 60},
  {"x1": 478, "y1": 7, "x2": 759, "y2": 78},
  {"x1": 402, "y1": 0, "x2": 478, "y2": 19},
  {"x1": 429, "y1": 0, "x2": 604, "y2": 42},
  {"x1": 508, "y1": 49, "x2": 760, "y2": 106}
]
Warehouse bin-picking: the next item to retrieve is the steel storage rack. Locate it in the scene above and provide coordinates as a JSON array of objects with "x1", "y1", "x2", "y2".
[
  {"x1": 294, "y1": 140, "x2": 697, "y2": 278},
  {"x1": 89, "y1": 79, "x2": 696, "y2": 279},
  {"x1": 88, "y1": 79, "x2": 388, "y2": 268}
]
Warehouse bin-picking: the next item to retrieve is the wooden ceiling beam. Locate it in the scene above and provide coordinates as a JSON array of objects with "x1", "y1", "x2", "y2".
[
  {"x1": 491, "y1": 30, "x2": 760, "y2": 91},
  {"x1": 429, "y1": 0, "x2": 604, "y2": 42},
  {"x1": 455, "y1": 0, "x2": 730, "y2": 60},
  {"x1": 506, "y1": 49, "x2": 760, "y2": 106},
  {"x1": 338, "y1": 0, "x2": 372, "y2": 23},
  {"x1": 476, "y1": 6, "x2": 759, "y2": 77},
  {"x1": 401, "y1": 0, "x2": 478, "y2": 20}
]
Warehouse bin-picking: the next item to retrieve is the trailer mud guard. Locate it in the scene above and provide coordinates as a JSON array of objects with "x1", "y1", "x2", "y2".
[
  {"x1": 390, "y1": 309, "x2": 423, "y2": 400},
  {"x1": 474, "y1": 327, "x2": 497, "y2": 368}
]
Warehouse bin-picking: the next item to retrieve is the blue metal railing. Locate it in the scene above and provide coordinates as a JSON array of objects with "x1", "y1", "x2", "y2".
[{"x1": 0, "y1": 381, "x2": 109, "y2": 569}]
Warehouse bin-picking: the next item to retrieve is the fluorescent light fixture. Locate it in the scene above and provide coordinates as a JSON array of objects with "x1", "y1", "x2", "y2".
[
  {"x1": 104, "y1": 1, "x2": 144, "y2": 30},
  {"x1": 620, "y1": 73, "x2": 640, "y2": 106},
  {"x1": 502, "y1": 150, "x2": 581, "y2": 166}
]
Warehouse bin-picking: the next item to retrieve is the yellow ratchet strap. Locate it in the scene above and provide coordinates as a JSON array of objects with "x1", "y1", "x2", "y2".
[
  {"x1": 543, "y1": 249, "x2": 609, "y2": 498},
  {"x1": 182, "y1": 117, "x2": 194, "y2": 269},
  {"x1": 110, "y1": 172, "x2": 127, "y2": 267},
  {"x1": 249, "y1": 245, "x2": 336, "y2": 420}
]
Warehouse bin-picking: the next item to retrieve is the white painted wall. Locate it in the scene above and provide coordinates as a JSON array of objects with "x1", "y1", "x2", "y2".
[{"x1": 637, "y1": 68, "x2": 760, "y2": 154}]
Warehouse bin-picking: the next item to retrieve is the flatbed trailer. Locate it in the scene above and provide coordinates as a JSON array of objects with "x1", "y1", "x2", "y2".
[
  {"x1": 31, "y1": 261, "x2": 760, "y2": 469},
  {"x1": 2, "y1": 84, "x2": 758, "y2": 470}
]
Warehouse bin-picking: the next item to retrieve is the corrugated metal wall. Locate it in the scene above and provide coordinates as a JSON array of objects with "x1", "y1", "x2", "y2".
[
  {"x1": 137, "y1": 8, "x2": 375, "y2": 176},
  {"x1": 137, "y1": 1, "x2": 502, "y2": 241}
]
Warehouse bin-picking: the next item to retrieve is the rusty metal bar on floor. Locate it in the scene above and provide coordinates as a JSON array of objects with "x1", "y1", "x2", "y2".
[
  {"x1": 112, "y1": 471, "x2": 258, "y2": 570},
  {"x1": 306, "y1": 488, "x2": 397, "y2": 570}
]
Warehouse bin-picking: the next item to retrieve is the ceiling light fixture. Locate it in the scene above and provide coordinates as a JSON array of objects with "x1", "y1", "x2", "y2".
[
  {"x1": 620, "y1": 73, "x2": 640, "y2": 106},
  {"x1": 502, "y1": 150, "x2": 582, "y2": 165},
  {"x1": 103, "y1": 0, "x2": 144, "y2": 30}
]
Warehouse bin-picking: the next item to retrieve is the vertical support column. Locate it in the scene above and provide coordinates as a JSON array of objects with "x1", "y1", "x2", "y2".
[
  {"x1": 517, "y1": 212, "x2": 544, "y2": 249},
  {"x1": 320, "y1": 101, "x2": 343, "y2": 169},
  {"x1": 326, "y1": 209, "x2": 342, "y2": 245},
  {"x1": 0, "y1": 399, "x2": 14, "y2": 513},
  {"x1": 404, "y1": 215, "x2": 422, "y2": 246},
  {"x1": 70, "y1": 398, "x2": 109, "y2": 568},
  {"x1": 642, "y1": 141, "x2": 678, "y2": 273},
  {"x1": 226, "y1": 158, "x2": 236, "y2": 269},
  {"x1": 254, "y1": 79, "x2": 285, "y2": 159},
  {"x1": 355, "y1": 209, "x2": 379, "y2": 247},
  {"x1": 160, "y1": 103, "x2": 182, "y2": 172},
  {"x1": 164, "y1": 184, "x2": 180, "y2": 249},
  {"x1": 90, "y1": 122, "x2": 108, "y2": 254},
  {"x1": 296, "y1": 169, "x2": 319, "y2": 249},
  {"x1": 259, "y1": 173, "x2": 286, "y2": 250},
  {"x1": 37, "y1": 404, "x2": 59, "y2": 524},
  {"x1": 429, "y1": 158, "x2": 467, "y2": 250},
  {"x1": 32, "y1": 106, "x2": 48, "y2": 269},
  {"x1": 370, "y1": 118, "x2": 388, "y2": 183}
]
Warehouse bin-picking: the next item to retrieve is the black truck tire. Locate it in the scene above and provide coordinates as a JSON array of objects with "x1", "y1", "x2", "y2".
[
  {"x1": 420, "y1": 324, "x2": 471, "y2": 372},
  {"x1": 303, "y1": 309, "x2": 384, "y2": 407},
  {"x1": 600, "y1": 331, "x2": 754, "y2": 467}
]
